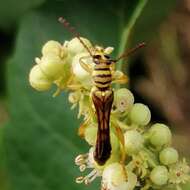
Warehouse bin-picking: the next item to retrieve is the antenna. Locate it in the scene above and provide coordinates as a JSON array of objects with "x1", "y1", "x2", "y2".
[
  {"x1": 58, "y1": 17, "x2": 93, "y2": 57},
  {"x1": 115, "y1": 42, "x2": 146, "y2": 62}
]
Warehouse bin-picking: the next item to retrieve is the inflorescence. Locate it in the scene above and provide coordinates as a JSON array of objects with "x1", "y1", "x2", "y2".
[{"x1": 29, "y1": 37, "x2": 190, "y2": 190}]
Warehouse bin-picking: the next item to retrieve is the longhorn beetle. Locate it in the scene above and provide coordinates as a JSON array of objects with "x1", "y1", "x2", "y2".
[{"x1": 59, "y1": 17, "x2": 145, "y2": 165}]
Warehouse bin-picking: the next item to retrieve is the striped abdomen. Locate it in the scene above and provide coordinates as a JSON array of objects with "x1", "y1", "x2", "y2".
[{"x1": 92, "y1": 64, "x2": 112, "y2": 90}]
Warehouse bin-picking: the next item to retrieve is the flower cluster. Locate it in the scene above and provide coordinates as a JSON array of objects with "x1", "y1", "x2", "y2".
[{"x1": 29, "y1": 37, "x2": 190, "y2": 190}]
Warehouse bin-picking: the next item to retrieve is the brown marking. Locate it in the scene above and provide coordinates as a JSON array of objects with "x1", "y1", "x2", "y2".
[{"x1": 92, "y1": 89, "x2": 113, "y2": 165}]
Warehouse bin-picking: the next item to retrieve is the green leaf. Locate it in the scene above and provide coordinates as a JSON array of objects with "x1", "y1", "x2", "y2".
[
  {"x1": 4, "y1": 0, "x2": 177, "y2": 190},
  {"x1": 0, "y1": 0, "x2": 45, "y2": 29},
  {"x1": 0, "y1": 124, "x2": 9, "y2": 190}
]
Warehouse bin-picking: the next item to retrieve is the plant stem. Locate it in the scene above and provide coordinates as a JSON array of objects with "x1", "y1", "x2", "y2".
[{"x1": 116, "y1": 0, "x2": 148, "y2": 88}]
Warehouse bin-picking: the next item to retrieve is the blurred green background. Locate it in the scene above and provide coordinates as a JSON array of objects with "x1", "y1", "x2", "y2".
[{"x1": 0, "y1": 0, "x2": 189, "y2": 189}]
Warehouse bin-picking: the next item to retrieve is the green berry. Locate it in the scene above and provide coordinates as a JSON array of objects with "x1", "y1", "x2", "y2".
[
  {"x1": 114, "y1": 88, "x2": 134, "y2": 113},
  {"x1": 159, "y1": 147, "x2": 178, "y2": 165},
  {"x1": 149, "y1": 123, "x2": 172, "y2": 147},
  {"x1": 129, "y1": 103, "x2": 151, "y2": 126},
  {"x1": 150, "y1": 166, "x2": 168, "y2": 186},
  {"x1": 124, "y1": 130, "x2": 144, "y2": 155},
  {"x1": 29, "y1": 65, "x2": 52, "y2": 91}
]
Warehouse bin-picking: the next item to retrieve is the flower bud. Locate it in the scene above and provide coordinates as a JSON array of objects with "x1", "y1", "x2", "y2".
[
  {"x1": 159, "y1": 147, "x2": 178, "y2": 165},
  {"x1": 84, "y1": 126, "x2": 119, "y2": 152},
  {"x1": 67, "y1": 37, "x2": 92, "y2": 56},
  {"x1": 54, "y1": 62, "x2": 71, "y2": 90},
  {"x1": 129, "y1": 103, "x2": 151, "y2": 126},
  {"x1": 68, "y1": 91, "x2": 81, "y2": 104},
  {"x1": 102, "y1": 163, "x2": 137, "y2": 190},
  {"x1": 150, "y1": 166, "x2": 169, "y2": 186},
  {"x1": 72, "y1": 52, "x2": 93, "y2": 87},
  {"x1": 39, "y1": 54, "x2": 66, "y2": 80},
  {"x1": 110, "y1": 131, "x2": 120, "y2": 153},
  {"x1": 84, "y1": 125, "x2": 97, "y2": 146},
  {"x1": 149, "y1": 123, "x2": 172, "y2": 147},
  {"x1": 42, "y1": 40, "x2": 62, "y2": 56},
  {"x1": 114, "y1": 88, "x2": 134, "y2": 113},
  {"x1": 124, "y1": 130, "x2": 144, "y2": 155},
  {"x1": 29, "y1": 65, "x2": 52, "y2": 91}
]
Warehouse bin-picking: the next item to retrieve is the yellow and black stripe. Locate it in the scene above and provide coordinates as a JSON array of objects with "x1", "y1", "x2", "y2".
[{"x1": 92, "y1": 64, "x2": 112, "y2": 89}]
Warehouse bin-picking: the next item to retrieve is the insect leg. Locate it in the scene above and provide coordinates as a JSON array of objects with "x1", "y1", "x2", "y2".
[
  {"x1": 79, "y1": 56, "x2": 93, "y2": 74},
  {"x1": 112, "y1": 124, "x2": 126, "y2": 164},
  {"x1": 112, "y1": 70, "x2": 128, "y2": 84}
]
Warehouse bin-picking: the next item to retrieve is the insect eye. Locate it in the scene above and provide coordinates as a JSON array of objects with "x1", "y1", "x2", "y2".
[
  {"x1": 104, "y1": 55, "x2": 110, "y2": 59},
  {"x1": 106, "y1": 61, "x2": 112, "y2": 65},
  {"x1": 93, "y1": 55, "x2": 101, "y2": 59}
]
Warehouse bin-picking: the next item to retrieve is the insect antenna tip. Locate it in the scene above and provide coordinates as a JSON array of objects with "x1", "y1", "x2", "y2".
[
  {"x1": 58, "y1": 17, "x2": 64, "y2": 23},
  {"x1": 139, "y1": 42, "x2": 146, "y2": 47}
]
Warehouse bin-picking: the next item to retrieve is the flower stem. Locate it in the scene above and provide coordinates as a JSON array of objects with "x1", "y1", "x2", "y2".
[{"x1": 116, "y1": 0, "x2": 148, "y2": 88}]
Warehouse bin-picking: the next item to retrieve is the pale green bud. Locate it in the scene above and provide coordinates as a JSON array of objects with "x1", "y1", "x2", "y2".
[
  {"x1": 29, "y1": 65, "x2": 52, "y2": 91},
  {"x1": 72, "y1": 52, "x2": 93, "y2": 87},
  {"x1": 114, "y1": 88, "x2": 134, "y2": 113},
  {"x1": 84, "y1": 126, "x2": 119, "y2": 152},
  {"x1": 150, "y1": 166, "x2": 169, "y2": 186},
  {"x1": 54, "y1": 61, "x2": 71, "y2": 90},
  {"x1": 67, "y1": 37, "x2": 92, "y2": 56},
  {"x1": 39, "y1": 54, "x2": 66, "y2": 80},
  {"x1": 102, "y1": 163, "x2": 137, "y2": 190},
  {"x1": 110, "y1": 131, "x2": 120, "y2": 153},
  {"x1": 159, "y1": 147, "x2": 179, "y2": 165},
  {"x1": 129, "y1": 103, "x2": 151, "y2": 126},
  {"x1": 149, "y1": 123, "x2": 172, "y2": 147},
  {"x1": 124, "y1": 130, "x2": 144, "y2": 155},
  {"x1": 84, "y1": 125, "x2": 97, "y2": 146},
  {"x1": 42, "y1": 40, "x2": 62, "y2": 56}
]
